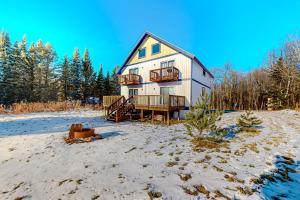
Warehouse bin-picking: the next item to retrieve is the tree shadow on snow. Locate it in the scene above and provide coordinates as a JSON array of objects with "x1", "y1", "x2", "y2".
[
  {"x1": 101, "y1": 131, "x2": 126, "y2": 139},
  {"x1": 255, "y1": 155, "x2": 300, "y2": 200}
]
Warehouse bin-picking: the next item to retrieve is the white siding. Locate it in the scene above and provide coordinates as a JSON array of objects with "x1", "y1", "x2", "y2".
[
  {"x1": 191, "y1": 60, "x2": 213, "y2": 105},
  {"x1": 120, "y1": 53, "x2": 192, "y2": 107}
]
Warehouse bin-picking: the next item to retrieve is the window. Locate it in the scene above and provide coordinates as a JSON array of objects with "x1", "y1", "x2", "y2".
[
  {"x1": 138, "y1": 48, "x2": 146, "y2": 59},
  {"x1": 160, "y1": 60, "x2": 175, "y2": 68},
  {"x1": 129, "y1": 68, "x2": 138, "y2": 74},
  {"x1": 203, "y1": 69, "x2": 206, "y2": 77},
  {"x1": 168, "y1": 60, "x2": 175, "y2": 67},
  {"x1": 160, "y1": 87, "x2": 175, "y2": 95},
  {"x1": 129, "y1": 89, "x2": 138, "y2": 96},
  {"x1": 152, "y1": 43, "x2": 161, "y2": 55},
  {"x1": 202, "y1": 87, "x2": 206, "y2": 96}
]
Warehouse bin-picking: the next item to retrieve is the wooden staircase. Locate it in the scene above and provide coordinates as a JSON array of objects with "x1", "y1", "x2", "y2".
[{"x1": 106, "y1": 96, "x2": 135, "y2": 122}]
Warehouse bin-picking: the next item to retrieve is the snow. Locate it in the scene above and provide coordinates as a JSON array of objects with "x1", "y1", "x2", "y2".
[{"x1": 0, "y1": 110, "x2": 299, "y2": 200}]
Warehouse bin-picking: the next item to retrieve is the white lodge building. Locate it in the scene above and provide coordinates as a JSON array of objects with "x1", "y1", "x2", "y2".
[{"x1": 104, "y1": 32, "x2": 214, "y2": 123}]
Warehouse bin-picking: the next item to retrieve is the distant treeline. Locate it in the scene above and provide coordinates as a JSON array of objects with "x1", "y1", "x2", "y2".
[
  {"x1": 212, "y1": 35, "x2": 300, "y2": 110},
  {"x1": 0, "y1": 31, "x2": 120, "y2": 105}
]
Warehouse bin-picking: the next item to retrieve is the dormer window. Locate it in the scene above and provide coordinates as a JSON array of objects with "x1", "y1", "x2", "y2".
[
  {"x1": 152, "y1": 43, "x2": 161, "y2": 55},
  {"x1": 138, "y1": 48, "x2": 146, "y2": 59}
]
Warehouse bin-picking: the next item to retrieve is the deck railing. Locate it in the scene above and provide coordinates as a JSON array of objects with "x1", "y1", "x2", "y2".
[
  {"x1": 131, "y1": 95, "x2": 185, "y2": 111},
  {"x1": 118, "y1": 74, "x2": 141, "y2": 85},
  {"x1": 103, "y1": 96, "x2": 123, "y2": 108},
  {"x1": 150, "y1": 67, "x2": 179, "y2": 82}
]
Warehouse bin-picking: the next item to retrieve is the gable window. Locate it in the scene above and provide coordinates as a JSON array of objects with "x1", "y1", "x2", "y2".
[
  {"x1": 138, "y1": 48, "x2": 146, "y2": 59},
  {"x1": 152, "y1": 43, "x2": 161, "y2": 55}
]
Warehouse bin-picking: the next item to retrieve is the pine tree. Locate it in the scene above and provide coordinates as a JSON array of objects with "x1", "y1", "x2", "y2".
[
  {"x1": 110, "y1": 66, "x2": 120, "y2": 95},
  {"x1": 237, "y1": 110, "x2": 262, "y2": 130},
  {"x1": 70, "y1": 48, "x2": 82, "y2": 100},
  {"x1": 59, "y1": 55, "x2": 70, "y2": 101},
  {"x1": 104, "y1": 71, "x2": 111, "y2": 96},
  {"x1": 82, "y1": 48, "x2": 94, "y2": 100},
  {"x1": 184, "y1": 95, "x2": 223, "y2": 137},
  {"x1": 0, "y1": 32, "x2": 14, "y2": 104},
  {"x1": 10, "y1": 42, "x2": 23, "y2": 102},
  {"x1": 0, "y1": 32, "x2": 6, "y2": 104},
  {"x1": 96, "y1": 64, "x2": 104, "y2": 100}
]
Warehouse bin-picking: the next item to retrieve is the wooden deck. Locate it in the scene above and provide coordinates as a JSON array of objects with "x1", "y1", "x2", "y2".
[
  {"x1": 103, "y1": 95, "x2": 185, "y2": 124},
  {"x1": 130, "y1": 95, "x2": 185, "y2": 111}
]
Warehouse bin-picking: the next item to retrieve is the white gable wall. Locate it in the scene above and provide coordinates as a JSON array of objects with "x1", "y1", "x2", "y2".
[
  {"x1": 120, "y1": 53, "x2": 192, "y2": 108},
  {"x1": 191, "y1": 60, "x2": 213, "y2": 105}
]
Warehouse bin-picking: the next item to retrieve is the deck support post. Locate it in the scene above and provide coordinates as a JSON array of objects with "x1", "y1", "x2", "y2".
[
  {"x1": 167, "y1": 111, "x2": 170, "y2": 125},
  {"x1": 140, "y1": 109, "x2": 144, "y2": 122},
  {"x1": 177, "y1": 111, "x2": 180, "y2": 121},
  {"x1": 116, "y1": 110, "x2": 119, "y2": 123},
  {"x1": 152, "y1": 110, "x2": 154, "y2": 123}
]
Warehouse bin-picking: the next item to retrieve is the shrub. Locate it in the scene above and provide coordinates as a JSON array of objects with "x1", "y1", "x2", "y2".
[
  {"x1": 184, "y1": 95, "x2": 223, "y2": 137},
  {"x1": 237, "y1": 110, "x2": 262, "y2": 132}
]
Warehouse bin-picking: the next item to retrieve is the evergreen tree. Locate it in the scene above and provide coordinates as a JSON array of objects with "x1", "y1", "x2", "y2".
[
  {"x1": 59, "y1": 55, "x2": 70, "y2": 101},
  {"x1": 70, "y1": 48, "x2": 82, "y2": 100},
  {"x1": 82, "y1": 48, "x2": 94, "y2": 100},
  {"x1": 185, "y1": 95, "x2": 223, "y2": 137},
  {"x1": 96, "y1": 64, "x2": 104, "y2": 100},
  {"x1": 104, "y1": 71, "x2": 111, "y2": 96},
  {"x1": 110, "y1": 66, "x2": 120, "y2": 95},
  {"x1": 237, "y1": 110, "x2": 262, "y2": 131},
  {"x1": 0, "y1": 32, "x2": 14, "y2": 104}
]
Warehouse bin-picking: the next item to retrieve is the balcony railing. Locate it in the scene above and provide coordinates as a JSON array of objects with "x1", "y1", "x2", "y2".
[
  {"x1": 118, "y1": 74, "x2": 141, "y2": 85},
  {"x1": 131, "y1": 95, "x2": 185, "y2": 111},
  {"x1": 150, "y1": 67, "x2": 179, "y2": 82}
]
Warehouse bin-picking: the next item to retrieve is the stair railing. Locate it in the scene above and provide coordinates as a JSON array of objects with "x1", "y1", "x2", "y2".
[
  {"x1": 115, "y1": 96, "x2": 134, "y2": 122},
  {"x1": 107, "y1": 96, "x2": 125, "y2": 117}
]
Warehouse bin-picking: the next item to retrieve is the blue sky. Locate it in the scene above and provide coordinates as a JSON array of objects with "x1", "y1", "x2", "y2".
[{"x1": 1, "y1": 0, "x2": 300, "y2": 73}]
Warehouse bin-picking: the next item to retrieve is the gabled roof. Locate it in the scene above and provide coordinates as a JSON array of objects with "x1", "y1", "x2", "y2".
[{"x1": 118, "y1": 32, "x2": 214, "y2": 78}]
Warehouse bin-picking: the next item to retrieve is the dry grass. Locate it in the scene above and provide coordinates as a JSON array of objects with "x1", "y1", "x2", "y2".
[
  {"x1": 194, "y1": 185, "x2": 210, "y2": 197},
  {"x1": 182, "y1": 186, "x2": 198, "y2": 196},
  {"x1": 0, "y1": 101, "x2": 102, "y2": 114},
  {"x1": 191, "y1": 137, "x2": 229, "y2": 152},
  {"x1": 0, "y1": 104, "x2": 5, "y2": 114},
  {"x1": 178, "y1": 173, "x2": 192, "y2": 181}
]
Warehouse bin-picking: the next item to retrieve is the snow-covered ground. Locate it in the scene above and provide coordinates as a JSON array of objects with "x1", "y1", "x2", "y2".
[{"x1": 0, "y1": 110, "x2": 299, "y2": 200}]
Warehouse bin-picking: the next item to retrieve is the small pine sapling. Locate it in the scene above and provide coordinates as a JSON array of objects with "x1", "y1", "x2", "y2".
[
  {"x1": 237, "y1": 110, "x2": 262, "y2": 132},
  {"x1": 184, "y1": 94, "x2": 223, "y2": 138}
]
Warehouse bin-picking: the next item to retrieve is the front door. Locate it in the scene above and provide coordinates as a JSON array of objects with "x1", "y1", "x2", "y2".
[{"x1": 129, "y1": 88, "x2": 138, "y2": 97}]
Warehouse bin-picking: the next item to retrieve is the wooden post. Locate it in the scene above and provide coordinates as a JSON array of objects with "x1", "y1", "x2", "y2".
[
  {"x1": 140, "y1": 109, "x2": 144, "y2": 122},
  {"x1": 167, "y1": 111, "x2": 170, "y2": 125},
  {"x1": 116, "y1": 110, "x2": 119, "y2": 123},
  {"x1": 163, "y1": 112, "x2": 166, "y2": 123},
  {"x1": 177, "y1": 111, "x2": 180, "y2": 121},
  {"x1": 152, "y1": 110, "x2": 154, "y2": 124}
]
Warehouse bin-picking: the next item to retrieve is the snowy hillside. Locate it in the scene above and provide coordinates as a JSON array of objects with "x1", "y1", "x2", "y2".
[{"x1": 0, "y1": 110, "x2": 299, "y2": 200}]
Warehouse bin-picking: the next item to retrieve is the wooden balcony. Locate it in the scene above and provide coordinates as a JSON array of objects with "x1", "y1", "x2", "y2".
[
  {"x1": 118, "y1": 74, "x2": 141, "y2": 85},
  {"x1": 131, "y1": 95, "x2": 185, "y2": 111},
  {"x1": 150, "y1": 67, "x2": 179, "y2": 82}
]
